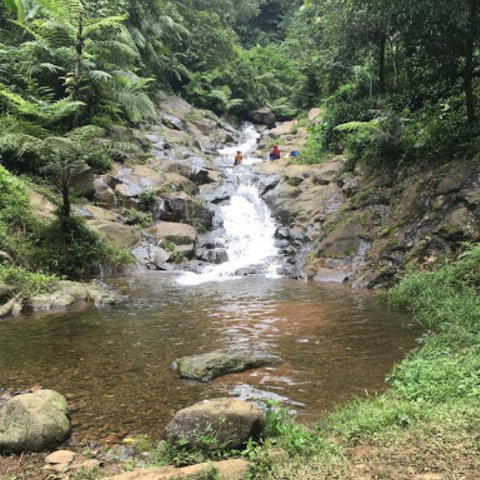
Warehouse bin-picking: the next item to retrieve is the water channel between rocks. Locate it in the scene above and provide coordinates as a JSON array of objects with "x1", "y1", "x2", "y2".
[{"x1": 0, "y1": 126, "x2": 420, "y2": 443}]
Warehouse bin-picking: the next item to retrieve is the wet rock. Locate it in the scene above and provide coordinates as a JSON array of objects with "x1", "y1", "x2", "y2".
[
  {"x1": 201, "y1": 182, "x2": 236, "y2": 204},
  {"x1": 313, "y1": 268, "x2": 349, "y2": 283},
  {"x1": 173, "y1": 351, "x2": 281, "y2": 382},
  {"x1": 257, "y1": 174, "x2": 280, "y2": 196},
  {"x1": 263, "y1": 183, "x2": 302, "y2": 224},
  {"x1": 163, "y1": 398, "x2": 265, "y2": 451},
  {"x1": 132, "y1": 245, "x2": 171, "y2": 270},
  {"x1": 29, "y1": 281, "x2": 117, "y2": 312},
  {"x1": 199, "y1": 248, "x2": 228, "y2": 264},
  {"x1": 248, "y1": 107, "x2": 276, "y2": 128},
  {"x1": 0, "y1": 390, "x2": 71, "y2": 453},
  {"x1": 235, "y1": 266, "x2": 264, "y2": 276},
  {"x1": 109, "y1": 458, "x2": 249, "y2": 480}
]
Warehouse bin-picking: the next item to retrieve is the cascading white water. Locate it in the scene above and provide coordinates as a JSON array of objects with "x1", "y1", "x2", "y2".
[{"x1": 178, "y1": 125, "x2": 280, "y2": 285}]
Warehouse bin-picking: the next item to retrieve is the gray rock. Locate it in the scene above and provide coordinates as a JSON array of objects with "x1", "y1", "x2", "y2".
[
  {"x1": 200, "y1": 248, "x2": 228, "y2": 264},
  {"x1": 201, "y1": 182, "x2": 236, "y2": 204},
  {"x1": 71, "y1": 165, "x2": 94, "y2": 191},
  {"x1": 163, "y1": 398, "x2": 266, "y2": 451},
  {"x1": 248, "y1": 108, "x2": 276, "y2": 128},
  {"x1": 173, "y1": 351, "x2": 281, "y2": 382},
  {"x1": 161, "y1": 192, "x2": 213, "y2": 229},
  {"x1": 0, "y1": 390, "x2": 71, "y2": 453},
  {"x1": 133, "y1": 245, "x2": 171, "y2": 270}
]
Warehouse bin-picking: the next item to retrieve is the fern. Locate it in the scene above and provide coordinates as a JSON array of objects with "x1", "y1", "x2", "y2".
[{"x1": 334, "y1": 120, "x2": 381, "y2": 133}]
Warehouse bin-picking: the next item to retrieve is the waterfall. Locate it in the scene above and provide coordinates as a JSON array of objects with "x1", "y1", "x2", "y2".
[{"x1": 178, "y1": 124, "x2": 281, "y2": 285}]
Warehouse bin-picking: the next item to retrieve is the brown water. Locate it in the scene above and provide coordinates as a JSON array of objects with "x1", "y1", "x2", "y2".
[{"x1": 0, "y1": 273, "x2": 418, "y2": 442}]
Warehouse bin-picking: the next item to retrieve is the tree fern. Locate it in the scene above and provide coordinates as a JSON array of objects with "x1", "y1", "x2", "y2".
[{"x1": 334, "y1": 119, "x2": 381, "y2": 133}]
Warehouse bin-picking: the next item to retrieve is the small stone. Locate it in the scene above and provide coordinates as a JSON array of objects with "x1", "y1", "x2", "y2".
[
  {"x1": 45, "y1": 450, "x2": 76, "y2": 465},
  {"x1": 78, "y1": 459, "x2": 101, "y2": 470}
]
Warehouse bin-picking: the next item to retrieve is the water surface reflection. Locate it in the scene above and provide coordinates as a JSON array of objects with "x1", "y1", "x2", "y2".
[{"x1": 0, "y1": 274, "x2": 418, "y2": 441}]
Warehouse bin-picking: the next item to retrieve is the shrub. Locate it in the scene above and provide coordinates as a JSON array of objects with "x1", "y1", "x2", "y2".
[
  {"x1": 0, "y1": 264, "x2": 58, "y2": 300},
  {"x1": 30, "y1": 217, "x2": 133, "y2": 278},
  {"x1": 0, "y1": 165, "x2": 35, "y2": 257}
]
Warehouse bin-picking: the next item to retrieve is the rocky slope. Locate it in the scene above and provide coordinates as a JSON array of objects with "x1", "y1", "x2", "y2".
[
  {"x1": 26, "y1": 97, "x2": 480, "y2": 293},
  {"x1": 255, "y1": 117, "x2": 480, "y2": 288}
]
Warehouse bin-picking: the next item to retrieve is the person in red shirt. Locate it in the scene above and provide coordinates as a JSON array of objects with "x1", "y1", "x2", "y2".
[{"x1": 270, "y1": 145, "x2": 281, "y2": 161}]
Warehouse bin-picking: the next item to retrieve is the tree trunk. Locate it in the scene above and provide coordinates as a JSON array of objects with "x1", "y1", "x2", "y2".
[
  {"x1": 62, "y1": 186, "x2": 71, "y2": 218},
  {"x1": 378, "y1": 34, "x2": 386, "y2": 94},
  {"x1": 465, "y1": 0, "x2": 477, "y2": 124}
]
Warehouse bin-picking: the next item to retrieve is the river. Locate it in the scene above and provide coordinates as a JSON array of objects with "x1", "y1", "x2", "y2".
[{"x1": 0, "y1": 126, "x2": 419, "y2": 444}]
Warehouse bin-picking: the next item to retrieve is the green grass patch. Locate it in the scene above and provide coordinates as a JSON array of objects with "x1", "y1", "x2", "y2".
[{"x1": 0, "y1": 265, "x2": 58, "y2": 301}]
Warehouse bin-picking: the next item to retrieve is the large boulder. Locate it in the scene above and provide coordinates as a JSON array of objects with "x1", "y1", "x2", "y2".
[
  {"x1": 86, "y1": 220, "x2": 141, "y2": 249},
  {"x1": 174, "y1": 351, "x2": 281, "y2": 382},
  {"x1": 149, "y1": 222, "x2": 197, "y2": 246},
  {"x1": 163, "y1": 398, "x2": 265, "y2": 451},
  {"x1": 161, "y1": 192, "x2": 213, "y2": 228},
  {"x1": 248, "y1": 108, "x2": 276, "y2": 128},
  {"x1": 0, "y1": 390, "x2": 71, "y2": 453}
]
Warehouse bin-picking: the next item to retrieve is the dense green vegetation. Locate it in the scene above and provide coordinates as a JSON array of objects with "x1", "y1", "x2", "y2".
[{"x1": 286, "y1": 0, "x2": 480, "y2": 169}]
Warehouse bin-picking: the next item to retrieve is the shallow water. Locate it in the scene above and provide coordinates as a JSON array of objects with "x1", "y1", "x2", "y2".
[{"x1": 0, "y1": 273, "x2": 419, "y2": 442}]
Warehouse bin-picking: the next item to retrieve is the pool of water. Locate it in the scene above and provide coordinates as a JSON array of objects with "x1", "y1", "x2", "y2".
[{"x1": 0, "y1": 273, "x2": 419, "y2": 443}]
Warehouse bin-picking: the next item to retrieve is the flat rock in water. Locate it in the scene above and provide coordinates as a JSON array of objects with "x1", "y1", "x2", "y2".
[{"x1": 173, "y1": 351, "x2": 282, "y2": 382}]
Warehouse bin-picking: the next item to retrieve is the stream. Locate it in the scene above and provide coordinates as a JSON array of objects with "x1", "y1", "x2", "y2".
[{"x1": 0, "y1": 126, "x2": 419, "y2": 443}]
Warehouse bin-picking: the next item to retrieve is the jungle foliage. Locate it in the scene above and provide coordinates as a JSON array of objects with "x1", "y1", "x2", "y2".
[{"x1": 287, "y1": 0, "x2": 480, "y2": 169}]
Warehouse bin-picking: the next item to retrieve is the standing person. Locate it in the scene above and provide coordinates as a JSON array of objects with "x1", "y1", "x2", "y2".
[
  {"x1": 234, "y1": 150, "x2": 243, "y2": 166},
  {"x1": 270, "y1": 144, "x2": 281, "y2": 161}
]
